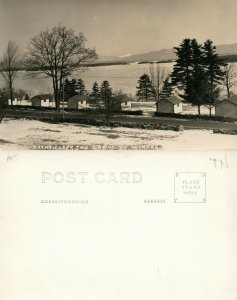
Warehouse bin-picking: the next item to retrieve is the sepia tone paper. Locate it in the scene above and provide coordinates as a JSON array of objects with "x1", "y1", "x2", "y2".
[
  {"x1": 0, "y1": 1, "x2": 237, "y2": 299},
  {"x1": 0, "y1": 0, "x2": 237, "y2": 150}
]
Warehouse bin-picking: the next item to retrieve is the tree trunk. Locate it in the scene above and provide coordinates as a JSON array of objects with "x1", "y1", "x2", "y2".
[
  {"x1": 54, "y1": 82, "x2": 60, "y2": 112},
  {"x1": 227, "y1": 86, "x2": 230, "y2": 98},
  {"x1": 9, "y1": 79, "x2": 13, "y2": 109},
  {"x1": 53, "y1": 88, "x2": 59, "y2": 111},
  {"x1": 198, "y1": 105, "x2": 201, "y2": 115},
  {"x1": 209, "y1": 107, "x2": 212, "y2": 117}
]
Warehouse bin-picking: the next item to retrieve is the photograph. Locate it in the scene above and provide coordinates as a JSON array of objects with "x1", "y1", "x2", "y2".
[
  {"x1": 1, "y1": 150, "x2": 237, "y2": 300},
  {"x1": 0, "y1": 0, "x2": 236, "y2": 150}
]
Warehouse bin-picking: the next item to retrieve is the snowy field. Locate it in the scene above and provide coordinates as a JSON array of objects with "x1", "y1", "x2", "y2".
[{"x1": 0, "y1": 119, "x2": 236, "y2": 150}]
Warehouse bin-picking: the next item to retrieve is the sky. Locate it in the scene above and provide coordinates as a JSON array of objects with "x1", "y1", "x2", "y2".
[{"x1": 0, "y1": 0, "x2": 237, "y2": 57}]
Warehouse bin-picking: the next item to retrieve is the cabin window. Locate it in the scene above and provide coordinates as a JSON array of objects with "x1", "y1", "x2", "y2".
[
  {"x1": 44, "y1": 99, "x2": 46, "y2": 102},
  {"x1": 177, "y1": 103, "x2": 179, "y2": 107},
  {"x1": 81, "y1": 101, "x2": 83, "y2": 104},
  {"x1": 125, "y1": 101, "x2": 127, "y2": 105}
]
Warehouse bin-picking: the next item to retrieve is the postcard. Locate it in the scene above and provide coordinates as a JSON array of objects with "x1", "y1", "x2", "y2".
[
  {"x1": 0, "y1": 0, "x2": 237, "y2": 299},
  {"x1": 0, "y1": 150, "x2": 237, "y2": 300}
]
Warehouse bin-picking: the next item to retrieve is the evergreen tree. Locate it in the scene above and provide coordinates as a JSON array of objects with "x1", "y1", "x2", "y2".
[
  {"x1": 171, "y1": 38, "x2": 223, "y2": 115},
  {"x1": 77, "y1": 78, "x2": 86, "y2": 95},
  {"x1": 202, "y1": 39, "x2": 224, "y2": 85},
  {"x1": 204, "y1": 83, "x2": 221, "y2": 116},
  {"x1": 202, "y1": 40, "x2": 224, "y2": 114},
  {"x1": 100, "y1": 80, "x2": 113, "y2": 109},
  {"x1": 90, "y1": 81, "x2": 101, "y2": 103},
  {"x1": 171, "y1": 38, "x2": 193, "y2": 102},
  {"x1": 64, "y1": 78, "x2": 78, "y2": 100},
  {"x1": 136, "y1": 74, "x2": 155, "y2": 101},
  {"x1": 189, "y1": 39, "x2": 206, "y2": 114},
  {"x1": 64, "y1": 78, "x2": 71, "y2": 100},
  {"x1": 159, "y1": 76, "x2": 173, "y2": 101},
  {"x1": 64, "y1": 78, "x2": 86, "y2": 100}
]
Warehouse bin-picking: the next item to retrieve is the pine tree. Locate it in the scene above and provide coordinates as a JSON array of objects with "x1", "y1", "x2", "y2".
[
  {"x1": 202, "y1": 40, "x2": 224, "y2": 114},
  {"x1": 202, "y1": 39, "x2": 224, "y2": 85},
  {"x1": 77, "y1": 78, "x2": 86, "y2": 95},
  {"x1": 64, "y1": 78, "x2": 78, "y2": 100},
  {"x1": 90, "y1": 81, "x2": 101, "y2": 103},
  {"x1": 136, "y1": 74, "x2": 155, "y2": 101},
  {"x1": 189, "y1": 39, "x2": 206, "y2": 114},
  {"x1": 64, "y1": 78, "x2": 87, "y2": 100},
  {"x1": 159, "y1": 76, "x2": 173, "y2": 101},
  {"x1": 100, "y1": 80, "x2": 113, "y2": 109},
  {"x1": 64, "y1": 78, "x2": 71, "y2": 100},
  {"x1": 204, "y1": 83, "x2": 221, "y2": 116},
  {"x1": 171, "y1": 38, "x2": 223, "y2": 115},
  {"x1": 171, "y1": 38, "x2": 193, "y2": 102}
]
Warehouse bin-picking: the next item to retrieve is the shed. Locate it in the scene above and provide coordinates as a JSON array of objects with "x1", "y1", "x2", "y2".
[
  {"x1": 31, "y1": 94, "x2": 54, "y2": 107},
  {"x1": 67, "y1": 95, "x2": 88, "y2": 109},
  {"x1": 8, "y1": 98, "x2": 31, "y2": 106},
  {"x1": 157, "y1": 96, "x2": 182, "y2": 113},
  {"x1": 215, "y1": 95, "x2": 237, "y2": 119},
  {"x1": 121, "y1": 101, "x2": 132, "y2": 110}
]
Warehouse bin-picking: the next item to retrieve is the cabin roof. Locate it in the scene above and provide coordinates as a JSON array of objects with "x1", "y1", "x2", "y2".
[
  {"x1": 163, "y1": 96, "x2": 182, "y2": 105},
  {"x1": 31, "y1": 94, "x2": 54, "y2": 101},
  {"x1": 216, "y1": 95, "x2": 237, "y2": 107},
  {"x1": 68, "y1": 95, "x2": 88, "y2": 101}
]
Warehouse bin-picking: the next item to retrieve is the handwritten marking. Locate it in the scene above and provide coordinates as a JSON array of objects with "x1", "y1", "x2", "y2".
[
  {"x1": 6, "y1": 154, "x2": 17, "y2": 162},
  {"x1": 209, "y1": 154, "x2": 228, "y2": 169}
]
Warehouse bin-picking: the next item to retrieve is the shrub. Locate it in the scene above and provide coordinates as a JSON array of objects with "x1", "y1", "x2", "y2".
[{"x1": 154, "y1": 112, "x2": 236, "y2": 122}]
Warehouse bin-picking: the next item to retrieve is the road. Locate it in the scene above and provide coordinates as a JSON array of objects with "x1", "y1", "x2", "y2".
[{"x1": 2, "y1": 109, "x2": 237, "y2": 130}]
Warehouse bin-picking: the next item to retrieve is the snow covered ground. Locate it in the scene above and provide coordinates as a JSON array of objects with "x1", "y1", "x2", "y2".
[{"x1": 0, "y1": 119, "x2": 236, "y2": 150}]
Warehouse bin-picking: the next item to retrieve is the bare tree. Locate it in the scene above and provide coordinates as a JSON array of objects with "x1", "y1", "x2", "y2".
[
  {"x1": 223, "y1": 63, "x2": 237, "y2": 98},
  {"x1": 149, "y1": 62, "x2": 169, "y2": 109},
  {"x1": 26, "y1": 25, "x2": 98, "y2": 111},
  {"x1": 0, "y1": 41, "x2": 22, "y2": 107}
]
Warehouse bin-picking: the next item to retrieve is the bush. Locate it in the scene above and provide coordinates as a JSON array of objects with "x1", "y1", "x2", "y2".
[
  {"x1": 7, "y1": 105, "x2": 56, "y2": 111},
  {"x1": 118, "y1": 110, "x2": 143, "y2": 116},
  {"x1": 39, "y1": 117, "x2": 177, "y2": 131},
  {"x1": 65, "y1": 108, "x2": 143, "y2": 116},
  {"x1": 154, "y1": 112, "x2": 236, "y2": 122},
  {"x1": 213, "y1": 129, "x2": 237, "y2": 135}
]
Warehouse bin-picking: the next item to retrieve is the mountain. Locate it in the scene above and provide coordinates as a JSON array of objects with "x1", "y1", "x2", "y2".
[
  {"x1": 98, "y1": 42, "x2": 237, "y2": 63},
  {"x1": 216, "y1": 43, "x2": 237, "y2": 56},
  {"x1": 97, "y1": 55, "x2": 122, "y2": 62}
]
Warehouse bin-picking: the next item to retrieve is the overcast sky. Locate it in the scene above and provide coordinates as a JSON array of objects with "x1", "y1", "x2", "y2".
[{"x1": 0, "y1": 0, "x2": 237, "y2": 57}]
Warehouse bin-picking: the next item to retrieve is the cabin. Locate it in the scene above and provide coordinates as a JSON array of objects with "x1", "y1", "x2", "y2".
[
  {"x1": 8, "y1": 98, "x2": 31, "y2": 106},
  {"x1": 8, "y1": 98, "x2": 18, "y2": 106},
  {"x1": 5, "y1": 91, "x2": 31, "y2": 106},
  {"x1": 157, "y1": 96, "x2": 182, "y2": 113},
  {"x1": 67, "y1": 95, "x2": 88, "y2": 109},
  {"x1": 215, "y1": 95, "x2": 237, "y2": 119},
  {"x1": 121, "y1": 101, "x2": 132, "y2": 110},
  {"x1": 120, "y1": 95, "x2": 134, "y2": 110},
  {"x1": 31, "y1": 94, "x2": 55, "y2": 107}
]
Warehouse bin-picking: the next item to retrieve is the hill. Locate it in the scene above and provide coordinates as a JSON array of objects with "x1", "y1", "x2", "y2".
[{"x1": 98, "y1": 42, "x2": 237, "y2": 63}]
